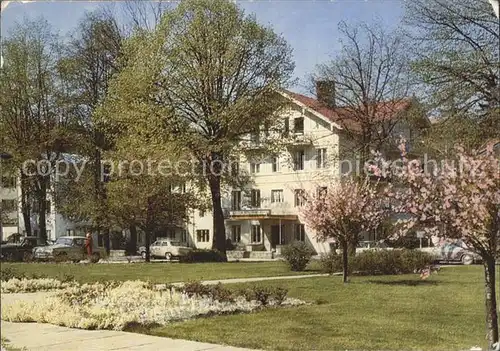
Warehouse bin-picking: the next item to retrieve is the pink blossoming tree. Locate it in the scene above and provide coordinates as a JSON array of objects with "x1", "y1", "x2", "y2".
[
  {"x1": 301, "y1": 178, "x2": 389, "y2": 283},
  {"x1": 378, "y1": 144, "x2": 500, "y2": 348}
]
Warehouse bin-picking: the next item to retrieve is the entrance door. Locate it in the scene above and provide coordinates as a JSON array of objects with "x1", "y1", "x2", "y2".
[{"x1": 271, "y1": 225, "x2": 279, "y2": 249}]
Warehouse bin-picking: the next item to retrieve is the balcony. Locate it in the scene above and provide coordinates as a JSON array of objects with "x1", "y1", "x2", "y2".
[
  {"x1": 230, "y1": 209, "x2": 271, "y2": 218},
  {"x1": 285, "y1": 132, "x2": 313, "y2": 146},
  {"x1": 228, "y1": 208, "x2": 297, "y2": 221}
]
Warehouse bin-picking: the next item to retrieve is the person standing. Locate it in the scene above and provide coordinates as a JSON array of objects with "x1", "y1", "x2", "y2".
[{"x1": 85, "y1": 232, "x2": 93, "y2": 261}]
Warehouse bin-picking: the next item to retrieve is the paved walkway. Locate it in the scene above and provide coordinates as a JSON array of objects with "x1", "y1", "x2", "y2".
[
  {"x1": 0, "y1": 321, "x2": 258, "y2": 351},
  {"x1": 1, "y1": 273, "x2": 330, "y2": 351},
  {"x1": 169, "y1": 273, "x2": 329, "y2": 287}
]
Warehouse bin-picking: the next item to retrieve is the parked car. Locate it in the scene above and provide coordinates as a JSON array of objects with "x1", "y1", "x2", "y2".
[
  {"x1": 0, "y1": 236, "x2": 45, "y2": 261},
  {"x1": 33, "y1": 236, "x2": 106, "y2": 262},
  {"x1": 418, "y1": 243, "x2": 480, "y2": 265},
  {"x1": 138, "y1": 239, "x2": 192, "y2": 260}
]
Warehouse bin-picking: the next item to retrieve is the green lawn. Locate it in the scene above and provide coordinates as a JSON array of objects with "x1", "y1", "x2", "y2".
[
  {"x1": 144, "y1": 266, "x2": 487, "y2": 351},
  {"x1": 0, "y1": 261, "x2": 319, "y2": 284}
]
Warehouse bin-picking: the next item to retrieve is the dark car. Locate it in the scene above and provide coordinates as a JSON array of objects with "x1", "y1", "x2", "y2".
[{"x1": 0, "y1": 236, "x2": 45, "y2": 261}]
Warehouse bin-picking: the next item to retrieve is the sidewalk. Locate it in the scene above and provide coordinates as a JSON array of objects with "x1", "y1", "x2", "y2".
[
  {"x1": 169, "y1": 273, "x2": 329, "y2": 287},
  {"x1": 0, "y1": 321, "x2": 258, "y2": 351}
]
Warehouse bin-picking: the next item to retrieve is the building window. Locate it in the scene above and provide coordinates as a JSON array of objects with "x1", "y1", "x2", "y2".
[
  {"x1": 250, "y1": 162, "x2": 260, "y2": 174},
  {"x1": 66, "y1": 229, "x2": 75, "y2": 236},
  {"x1": 199, "y1": 210, "x2": 205, "y2": 217},
  {"x1": 231, "y1": 190, "x2": 241, "y2": 210},
  {"x1": 231, "y1": 225, "x2": 241, "y2": 243},
  {"x1": 293, "y1": 150, "x2": 305, "y2": 171},
  {"x1": 166, "y1": 229, "x2": 176, "y2": 239},
  {"x1": 45, "y1": 200, "x2": 51, "y2": 214},
  {"x1": 271, "y1": 189, "x2": 284, "y2": 203},
  {"x1": 295, "y1": 224, "x2": 306, "y2": 241},
  {"x1": 181, "y1": 229, "x2": 188, "y2": 243},
  {"x1": 1, "y1": 199, "x2": 16, "y2": 212},
  {"x1": 294, "y1": 117, "x2": 304, "y2": 134},
  {"x1": 1, "y1": 176, "x2": 16, "y2": 188},
  {"x1": 294, "y1": 189, "x2": 305, "y2": 207},
  {"x1": 316, "y1": 148, "x2": 327, "y2": 168},
  {"x1": 251, "y1": 225, "x2": 261, "y2": 243},
  {"x1": 317, "y1": 186, "x2": 328, "y2": 197},
  {"x1": 271, "y1": 156, "x2": 279, "y2": 172},
  {"x1": 196, "y1": 229, "x2": 210, "y2": 242},
  {"x1": 283, "y1": 117, "x2": 290, "y2": 137},
  {"x1": 250, "y1": 189, "x2": 261, "y2": 208}
]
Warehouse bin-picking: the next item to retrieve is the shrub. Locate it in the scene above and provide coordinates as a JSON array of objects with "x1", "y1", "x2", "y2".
[
  {"x1": 0, "y1": 268, "x2": 24, "y2": 281},
  {"x1": 208, "y1": 283, "x2": 234, "y2": 303},
  {"x1": 281, "y1": 241, "x2": 315, "y2": 271},
  {"x1": 179, "y1": 249, "x2": 226, "y2": 263},
  {"x1": 399, "y1": 249, "x2": 436, "y2": 273},
  {"x1": 272, "y1": 287, "x2": 288, "y2": 305},
  {"x1": 319, "y1": 249, "x2": 435, "y2": 276},
  {"x1": 182, "y1": 281, "x2": 211, "y2": 297},
  {"x1": 240, "y1": 288, "x2": 255, "y2": 302},
  {"x1": 319, "y1": 251, "x2": 351, "y2": 274},
  {"x1": 355, "y1": 249, "x2": 435, "y2": 275},
  {"x1": 252, "y1": 286, "x2": 272, "y2": 306}
]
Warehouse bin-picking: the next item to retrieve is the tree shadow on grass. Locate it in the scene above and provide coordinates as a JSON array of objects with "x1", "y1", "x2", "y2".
[{"x1": 366, "y1": 279, "x2": 439, "y2": 286}]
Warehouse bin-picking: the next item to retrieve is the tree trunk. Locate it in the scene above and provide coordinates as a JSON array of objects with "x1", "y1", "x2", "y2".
[
  {"x1": 348, "y1": 241, "x2": 356, "y2": 256},
  {"x1": 128, "y1": 223, "x2": 138, "y2": 255},
  {"x1": 484, "y1": 257, "x2": 499, "y2": 349},
  {"x1": 37, "y1": 175, "x2": 48, "y2": 242},
  {"x1": 144, "y1": 197, "x2": 153, "y2": 263},
  {"x1": 20, "y1": 172, "x2": 32, "y2": 236},
  {"x1": 342, "y1": 241, "x2": 349, "y2": 284},
  {"x1": 103, "y1": 228, "x2": 110, "y2": 255},
  {"x1": 206, "y1": 153, "x2": 227, "y2": 258}
]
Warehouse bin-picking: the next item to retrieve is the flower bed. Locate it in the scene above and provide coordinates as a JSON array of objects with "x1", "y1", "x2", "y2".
[
  {"x1": 1, "y1": 280, "x2": 306, "y2": 331},
  {"x1": 0, "y1": 278, "x2": 77, "y2": 293}
]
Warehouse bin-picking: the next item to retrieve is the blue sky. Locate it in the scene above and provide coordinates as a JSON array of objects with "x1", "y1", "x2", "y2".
[{"x1": 1, "y1": 0, "x2": 406, "y2": 95}]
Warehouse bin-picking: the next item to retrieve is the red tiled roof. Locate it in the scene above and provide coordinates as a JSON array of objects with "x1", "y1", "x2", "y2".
[{"x1": 282, "y1": 90, "x2": 412, "y2": 132}]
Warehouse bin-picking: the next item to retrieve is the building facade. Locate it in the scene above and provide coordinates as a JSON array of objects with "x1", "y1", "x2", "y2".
[{"x1": 185, "y1": 89, "x2": 419, "y2": 254}]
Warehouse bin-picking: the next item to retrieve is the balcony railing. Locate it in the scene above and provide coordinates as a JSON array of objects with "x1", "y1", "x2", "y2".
[{"x1": 229, "y1": 209, "x2": 271, "y2": 217}]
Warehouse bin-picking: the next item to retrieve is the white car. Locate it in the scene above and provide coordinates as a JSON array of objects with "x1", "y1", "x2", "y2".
[
  {"x1": 33, "y1": 236, "x2": 106, "y2": 262},
  {"x1": 335, "y1": 240, "x2": 394, "y2": 255},
  {"x1": 138, "y1": 239, "x2": 192, "y2": 260},
  {"x1": 418, "y1": 244, "x2": 480, "y2": 265}
]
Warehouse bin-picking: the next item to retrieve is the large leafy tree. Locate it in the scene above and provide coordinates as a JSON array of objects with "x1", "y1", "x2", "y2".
[
  {"x1": 101, "y1": 0, "x2": 294, "y2": 256},
  {"x1": 314, "y1": 22, "x2": 422, "y2": 165},
  {"x1": 54, "y1": 10, "x2": 123, "y2": 251},
  {"x1": 0, "y1": 18, "x2": 74, "y2": 240},
  {"x1": 405, "y1": 0, "x2": 500, "y2": 148}
]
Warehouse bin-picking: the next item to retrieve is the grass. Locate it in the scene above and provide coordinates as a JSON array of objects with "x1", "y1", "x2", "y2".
[
  {"x1": 0, "y1": 261, "x2": 320, "y2": 284},
  {"x1": 141, "y1": 266, "x2": 487, "y2": 351}
]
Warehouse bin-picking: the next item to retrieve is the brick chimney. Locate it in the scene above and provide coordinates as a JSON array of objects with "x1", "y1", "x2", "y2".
[{"x1": 316, "y1": 80, "x2": 336, "y2": 108}]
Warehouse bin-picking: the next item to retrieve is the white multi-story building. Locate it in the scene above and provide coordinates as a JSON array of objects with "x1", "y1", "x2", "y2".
[
  {"x1": 0, "y1": 174, "x2": 19, "y2": 240},
  {"x1": 0, "y1": 171, "x2": 86, "y2": 242},
  {"x1": 186, "y1": 87, "x2": 420, "y2": 254}
]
